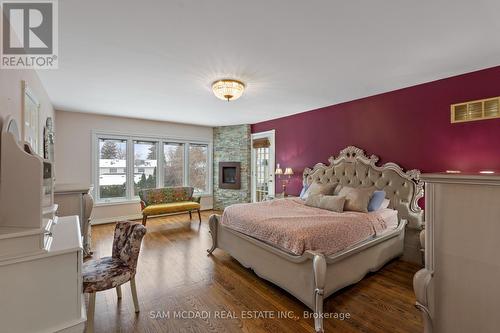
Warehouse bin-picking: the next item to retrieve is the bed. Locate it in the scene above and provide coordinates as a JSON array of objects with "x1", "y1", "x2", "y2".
[{"x1": 207, "y1": 146, "x2": 424, "y2": 332}]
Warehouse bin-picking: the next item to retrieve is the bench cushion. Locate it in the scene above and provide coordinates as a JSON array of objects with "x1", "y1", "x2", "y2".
[{"x1": 142, "y1": 201, "x2": 201, "y2": 216}]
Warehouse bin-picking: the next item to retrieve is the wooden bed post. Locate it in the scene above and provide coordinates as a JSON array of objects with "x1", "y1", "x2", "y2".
[
  {"x1": 207, "y1": 214, "x2": 219, "y2": 255},
  {"x1": 313, "y1": 254, "x2": 327, "y2": 333}
]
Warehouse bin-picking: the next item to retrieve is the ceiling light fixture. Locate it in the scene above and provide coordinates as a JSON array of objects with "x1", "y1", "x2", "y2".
[{"x1": 212, "y1": 79, "x2": 245, "y2": 101}]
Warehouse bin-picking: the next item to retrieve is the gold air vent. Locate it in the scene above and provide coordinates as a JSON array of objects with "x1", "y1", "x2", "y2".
[{"x1": 451, "y1": 97, "x2": 500, "y2": 123}]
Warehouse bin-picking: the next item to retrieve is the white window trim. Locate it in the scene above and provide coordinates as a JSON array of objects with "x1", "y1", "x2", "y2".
[{"x1": 92, "y1": 130, "x2": 213, "y2": 204}]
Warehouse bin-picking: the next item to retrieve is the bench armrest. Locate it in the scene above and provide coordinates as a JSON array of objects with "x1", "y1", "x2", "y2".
[
  {"x1": 192, "y1": 196, "x2": 201, "y2": 204},
  {"x1": 140, "y1": 200, "x2": 147, "y2": 210}
]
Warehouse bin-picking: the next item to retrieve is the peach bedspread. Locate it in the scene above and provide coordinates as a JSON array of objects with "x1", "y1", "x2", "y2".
[{"x1": 221, "y1": 198, "x2": 389, "y2": 256}]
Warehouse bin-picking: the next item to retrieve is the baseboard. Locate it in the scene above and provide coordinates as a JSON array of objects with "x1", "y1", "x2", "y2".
[
  {"x1": 92, "y1": 214, "x2": 143, "y2": 225},
  {"x1": 91, "y1": 208, "x2": 214, "y2": 225}
]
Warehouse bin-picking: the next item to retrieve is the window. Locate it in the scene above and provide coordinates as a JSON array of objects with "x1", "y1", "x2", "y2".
[
  {"x1": 134, "y1": 140, "x2": 157, "y2": 195},
  {"x1": 189, "y1": 144, "x2": 208, "y2": 193},
  {"x1": 163, "y1": 143, "x2": 184, "y2": 187},
  {"x1": 98, "y1": 138, "x2": 127, "y2": 200},
  {"x1": 94, "y1": 133, "x2": 211, "y2": 203}
]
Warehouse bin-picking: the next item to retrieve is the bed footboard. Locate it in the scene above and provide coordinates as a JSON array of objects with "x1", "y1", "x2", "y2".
[
  {"x1": 313, "y1": 254, "x2": 327, "y2": 332},
  {"x1": 207, "y1": 214, "x2": 218, "y2": 255},
  {"x1": 206, "y1": 213, "x2": 405, "y2": 333}
]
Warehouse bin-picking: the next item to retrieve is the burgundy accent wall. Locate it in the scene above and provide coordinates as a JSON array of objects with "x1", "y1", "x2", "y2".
[{"x1": 252, "y1": 66, "x2": 500, "y2": 196}]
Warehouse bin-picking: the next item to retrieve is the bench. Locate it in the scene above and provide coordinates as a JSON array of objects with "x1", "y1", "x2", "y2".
[{"x1": 138, "y1": 187, "x2": 201, "y2": 226}]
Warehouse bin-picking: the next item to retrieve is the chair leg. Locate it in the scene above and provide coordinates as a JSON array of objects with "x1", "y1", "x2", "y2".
[
  {"x1": 130, "y1": 277, "x2": 140, "y2": 313},
  {"x1": 116, "y1": 285, "x2": 122, "y2": 299},
  {"x1": 189, "y1": 211, "x2": 192, "y2": 220},
  {"x1": 197, "y1": 209, "x2": 202, "y2": 227},
  {"x1": 142, "y1": 215, "x2": 147, "y2": 226},
  {"x1": 87, "y1": 292, "x2": 96, "y2": 333}
]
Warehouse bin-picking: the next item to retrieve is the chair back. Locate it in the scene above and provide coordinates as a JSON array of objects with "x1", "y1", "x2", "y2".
[
  {"x1": 83, "y1": 193, "x2": 94, "y2": 222},
  {"x1": 112, "y1": 221, "x2": 147, "y2": 272}
]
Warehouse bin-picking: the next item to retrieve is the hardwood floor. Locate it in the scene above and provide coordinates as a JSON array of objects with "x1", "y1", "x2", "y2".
[{"x1": 88, "y1": 211, "x2": 422, "y2": 333}]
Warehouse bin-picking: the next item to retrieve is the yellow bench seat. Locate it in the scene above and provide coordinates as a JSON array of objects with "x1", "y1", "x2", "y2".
[{"x1": 142, "y1": 201, "x2": 201, "y2": 216}]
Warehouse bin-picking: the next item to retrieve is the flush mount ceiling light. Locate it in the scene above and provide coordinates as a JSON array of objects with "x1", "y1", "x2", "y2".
[{"x1": 212, "y1": 79, "x2": 245, "y2": 101}]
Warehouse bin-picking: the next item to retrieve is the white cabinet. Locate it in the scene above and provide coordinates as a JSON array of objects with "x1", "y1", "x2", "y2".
[
  {"x1": 414, "y1": 173, "x2": 500, "y2": 333},
  {"x1": 0, "y1": 216, "x2": 85, "y2": 333}
]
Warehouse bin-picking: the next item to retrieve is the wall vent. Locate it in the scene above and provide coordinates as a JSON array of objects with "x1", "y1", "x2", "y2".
[{"x1": 451, "y1": 97, "x2": 500, "y2": 123}]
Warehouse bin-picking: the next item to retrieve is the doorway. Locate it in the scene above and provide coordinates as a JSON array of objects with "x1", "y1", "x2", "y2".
[{"x1": 251, "y1": 130, "x2": 275, "y2": 202}]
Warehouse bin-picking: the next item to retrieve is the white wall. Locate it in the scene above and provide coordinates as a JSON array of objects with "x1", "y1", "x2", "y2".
[
  {"x1": 0, "y1": 70, "x2": 55, "y2": 146},
  {"x1": 55, "y1": 111, "x2": 213, "y2": 223}
]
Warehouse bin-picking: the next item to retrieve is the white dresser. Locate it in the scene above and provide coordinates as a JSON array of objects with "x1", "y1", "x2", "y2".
[
  {"x1": 0, "y1": 216, "x2": 85, "y2": 333},
  {"x1": 0, "y1": 117, "x2": 85, "y2": 332},
  {"x1": 414, "y1": 173, "x2": 500, "y2": 333},
  {"x1": 54, "y1": 183, "x2": 93, "y2": 224}
]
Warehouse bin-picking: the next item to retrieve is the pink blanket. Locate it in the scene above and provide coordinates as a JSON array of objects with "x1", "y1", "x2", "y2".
[{"x1": 221, "y1": 198, "x2": 388, "y2": 256}]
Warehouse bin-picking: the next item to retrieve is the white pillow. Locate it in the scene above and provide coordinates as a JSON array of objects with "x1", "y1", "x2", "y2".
[{"x1": 379, "y1": 198, "x2": 390, "y2": 209}]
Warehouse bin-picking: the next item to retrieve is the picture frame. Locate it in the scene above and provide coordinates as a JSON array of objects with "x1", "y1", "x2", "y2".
[{"x1": 22, "y1": 81, "x2": 42, "y2": 156}]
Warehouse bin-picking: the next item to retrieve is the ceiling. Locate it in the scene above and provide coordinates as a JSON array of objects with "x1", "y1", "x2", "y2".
[{"x1": 38, "y1": 0, "x2": 500, "y2": 127}]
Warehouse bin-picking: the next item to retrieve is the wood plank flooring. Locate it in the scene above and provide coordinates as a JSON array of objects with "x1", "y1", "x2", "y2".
[{"x1": 88, "y1": 211, "x2": 422, "y2": 333}]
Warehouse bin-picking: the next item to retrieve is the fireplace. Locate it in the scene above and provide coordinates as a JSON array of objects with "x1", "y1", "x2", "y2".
[{"x1": 219, "y1": 162, "x2": 241, "y2": 189}]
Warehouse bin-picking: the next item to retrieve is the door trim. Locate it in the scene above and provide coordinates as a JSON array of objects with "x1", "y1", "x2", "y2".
[{"x1": 251, "y1": 130, "x2": 276, "y2": 202}]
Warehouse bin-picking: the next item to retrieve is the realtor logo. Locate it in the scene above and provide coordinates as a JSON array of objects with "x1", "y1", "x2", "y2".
[{"x1": 1, "y1": 0, "x2": 58, "y2": 69}]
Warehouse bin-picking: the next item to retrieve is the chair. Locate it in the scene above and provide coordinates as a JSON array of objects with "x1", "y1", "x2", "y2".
[
  {"x1": 82, "y1": 221, "x2": 146, "y2": 333},
  {"x1": 82, "y1": 193, "x2": 94, "y2": 257}
]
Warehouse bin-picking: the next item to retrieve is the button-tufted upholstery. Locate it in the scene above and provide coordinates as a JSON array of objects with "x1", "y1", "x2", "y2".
[{"x1": 303, "y1": 146, "x2": 424, "y2": 263}]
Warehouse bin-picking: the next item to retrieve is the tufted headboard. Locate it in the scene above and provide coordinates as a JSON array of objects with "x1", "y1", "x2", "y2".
[{"x1": 303, "y1": 146, "x2": 424, "y2": 230}]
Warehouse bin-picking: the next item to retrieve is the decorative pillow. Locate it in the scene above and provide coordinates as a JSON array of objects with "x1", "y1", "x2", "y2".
[
  {"x1": 305, "y1": 194, "x2": 323, "y2": 208},
  {"x1": 303, "y1": 181, "x2": 337, "y2": 200},
  {"x1": 299, "y1": 184, "x2": 310, "y2": 200},
  {"x1": 319, "y1": 195, "x2": 346, "y2": 213},
  {"x1": 368, "y1": 190, "x2": 386, "y2": 212},
  {"x1": 380, "y1": 198, "x2": 390, "y2": 209},
  {"x1": 337, "y1": 186, "x2": 375, "y2": 213}
]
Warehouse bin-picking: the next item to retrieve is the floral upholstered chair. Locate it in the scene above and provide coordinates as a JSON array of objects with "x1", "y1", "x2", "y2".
[
  {"x1": 138, "y1": 186, "x2": 201, "y2": 226},
  {"x1": 83, "y1": 221, "x2": 146, "y2": 333}
]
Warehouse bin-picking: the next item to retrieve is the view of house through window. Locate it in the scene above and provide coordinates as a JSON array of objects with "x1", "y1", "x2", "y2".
[
  {"x1": 95, "y1": 135, "x2": 211, "y2": 202},
  {"x1": 98, "y1": 138, "x2": 127, "y2": 199},
  {"x1": 134, "y1": 141, "x2": 157, "y2": 195}
]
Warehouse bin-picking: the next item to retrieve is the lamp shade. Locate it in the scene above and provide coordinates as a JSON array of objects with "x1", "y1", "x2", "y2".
[
  {"x1": 284, "y1": 167, "x2": 294, "y2": 175},
  {"x1": 275, "y1": 164, "x2": 283, "y2": 175}
]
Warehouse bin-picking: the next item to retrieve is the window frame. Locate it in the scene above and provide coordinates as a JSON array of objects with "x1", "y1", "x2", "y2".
[
  {"x1": 188, "y1": 143, "x2": 210, "y2": 194},
  {"x1": 95, "y1": 136, "x2": 129, "y2": 202},
  {"x1": 162, "y1": 141, "x2": 186, "y2": 188},
  {"x1": 132, "y1": 139, "x2": 159, "y2": 197},
  {"x1": 92, "y1": 131, "x2": 212, "y2": 205}
]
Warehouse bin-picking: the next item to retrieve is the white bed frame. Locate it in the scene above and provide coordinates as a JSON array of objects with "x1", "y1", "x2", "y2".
[{"x1": 207, "y1": 146, "x2": 424, "y2": 332}]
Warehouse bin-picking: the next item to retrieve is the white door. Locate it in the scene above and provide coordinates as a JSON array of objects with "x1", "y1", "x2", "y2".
[{"x1": 251, "y1": 130, "x2": 275, "y2": 202}]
